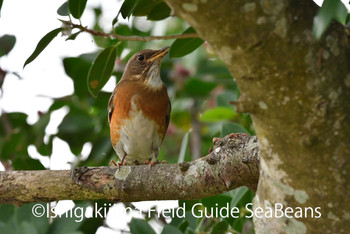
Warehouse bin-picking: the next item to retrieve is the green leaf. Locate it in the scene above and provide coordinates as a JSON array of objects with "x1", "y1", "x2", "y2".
[
  {"x1": 129, "y1": 218, "x2": 156, "y2": 234},
  {"x1": 0, "y1": 203, "x2": 49, "y2": 234},
  {"x1": 147, "y1": 2, "x2": 171, "y2": 21},
  {"x1": 201, "y1": 194, "x2": 232, "y2": 214},
  {"x1": 115, "y1": 24, "x2": 132, "y2": 36},
  {"x1": 12, "y1": 157, "x2": 45, "y2": 170},
  {"x1": 66, "y1": 31, "x2": 81, "y2": 41},
  {"x1": 183, "y1": 78, "x2": 216, "y2": 97},
  {"x1": 211, "y1": 221, "x2": 229, "y2": 234},
  {"x1": 161, "y1": 225, "x2": 182, "y2": 234},
  {"x1": 169, "y1": 27, "x2": 204, "y2": 58},
  {"x1": 69, "y1": 0, "x2": 87, "y2": 19},
  {"x1": 312, "y1": 0, "x2": 348, "y2": 39},
  {"x1": 201, "y1": 196, "x2": 233, "y2": 225},
  {"x1": 58, "y1": 112, "x2": 94, "y2": 134},
  {"x1": 84, "y1": 137, "x2": 112, "y2": 166},
  {"x1": 63, "y1": 57, "x2": 92, "y2": 97},
  {"x1": 119, "y1": 0, "x2": 139, "y2": 19},
  {"x1": 57, "y1": 1, "x2": 70, "y2": 16},
  {"x1": 216, "y1": 91, "x2": 238, "y2": 107},
  {"x1": 200, "y1": 107, "x2": 236, "y2": 123},
  {"x1": 133, "y1": 0, "x2": 157, "y2": 16},
  {"x1": 220, "y1": 122, "x2": 248, "y2": 137},
  {"x1": 23, "y1": 28, "x2": 63, "y2": 68},
  {"x1": 87, "y1": 44, "x2": 119, "y2": 97},
  {"x1": 0, "y1": 35, "x2": 16, "y2": 57},
  {"x1": 230, "y1": 186, "x2": 249, "y2": 208},
  {"x1": 178, "y1": 200, "x2": 201, "y2": 212},
  {"x1": 57, "y1": 107, "x2": 96, "y2": 154},
  {"x1": 47, "y1": 215, "x2": 82, "y2": 234}
]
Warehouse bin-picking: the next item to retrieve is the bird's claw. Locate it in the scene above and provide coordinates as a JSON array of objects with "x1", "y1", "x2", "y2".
[
  {"x1": 109, "y1": 160, "x2": 127, "y2": 170},
  {"x1": 144, "y1": 159, "x2": 167, "y2": 168}
]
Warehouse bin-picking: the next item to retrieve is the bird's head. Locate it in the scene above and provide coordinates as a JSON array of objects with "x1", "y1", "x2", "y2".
[{"x1": 121, "y1": 46, "x2": 169, "y2": 89}]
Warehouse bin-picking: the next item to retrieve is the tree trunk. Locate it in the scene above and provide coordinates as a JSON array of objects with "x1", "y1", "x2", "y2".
[{"x1": 165, "y1": 0, "x2": 350, "y2": 233}]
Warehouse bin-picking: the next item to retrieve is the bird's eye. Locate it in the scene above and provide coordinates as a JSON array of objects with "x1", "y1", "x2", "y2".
[{"x1": 137, "y1": 55, "x2": 145, "y2": 61}]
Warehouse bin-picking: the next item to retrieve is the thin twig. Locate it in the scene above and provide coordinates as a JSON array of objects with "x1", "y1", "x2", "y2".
[{"x1": 59, "y1": 19, "x2": 199, "y2": 41}]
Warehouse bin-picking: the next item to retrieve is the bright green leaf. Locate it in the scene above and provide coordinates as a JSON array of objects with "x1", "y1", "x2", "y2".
[
  {"x1": 200, "y1": 107, "x2": 236, "y2": 122},
  {"x1": 23, "y1": 28, "x2": 63, "y2": 68},
  {"x1": 129, "y1": 218, "x2": 156, "y2": 234},
  {"x1": 0, "y1": 35, "x2": 16, "y2": 57},
  {"x1": 87, "y1": 44, "x2": 119, "y2": 97},
  {"x1": 169, "y1": 27, "x2": 204, "y2": 58},
  {"x1": 312, "y1": 0, "x2": 348, "y2": 39},
  {"x1": 57, "y1": 1, "x2": 70, "y2": 16},
  {"x1": 69, "y1": 0, "x2": 87, "y2": 19},
  {"x1": 147, "y1": 2, "x2": 171, "y2": 21}
]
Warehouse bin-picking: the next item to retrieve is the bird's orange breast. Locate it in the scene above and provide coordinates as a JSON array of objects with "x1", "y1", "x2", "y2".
[{"x1": 109, "y1": 80, "x2": 170, "y2": 152}]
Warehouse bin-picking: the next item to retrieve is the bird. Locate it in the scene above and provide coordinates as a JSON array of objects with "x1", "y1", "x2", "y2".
[{"x1": 108, "y1": 46, "x2": 171, "y2": 166}]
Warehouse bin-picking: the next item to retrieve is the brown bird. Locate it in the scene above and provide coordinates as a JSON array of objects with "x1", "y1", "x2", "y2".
[{"x1": 108, "y1": 47, "x2": 171, "y2": 166}]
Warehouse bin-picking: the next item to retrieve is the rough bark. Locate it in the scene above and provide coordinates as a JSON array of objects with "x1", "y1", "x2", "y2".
[
  {"x1": 0, "y1": 134, "x2": 259, "y2": 206},
  {"x1": 164, "y1": 0, "x2": 350, "y2": 233}
]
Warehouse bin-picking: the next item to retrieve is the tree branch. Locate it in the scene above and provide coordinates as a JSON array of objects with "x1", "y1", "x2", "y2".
[
  {"x1": 0, "y1": 133, "x2": 259, "y2": 206},
  {"x1": 60, "y1": 20, "x2": 199, "y2": 41}
]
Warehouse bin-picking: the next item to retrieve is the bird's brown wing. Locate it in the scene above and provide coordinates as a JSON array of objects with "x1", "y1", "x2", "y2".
[
  {"x1": 163, "y1": 99, "x2": 171, "y2": 142},
  {"x1": 108, "y1": 86, "x2": 117, "y2": 125}
]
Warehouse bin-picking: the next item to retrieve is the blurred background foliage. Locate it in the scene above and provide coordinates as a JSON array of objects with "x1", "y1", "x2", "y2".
[{"x1": 0, "y1": 0, "x2": 349, "y2": 233}]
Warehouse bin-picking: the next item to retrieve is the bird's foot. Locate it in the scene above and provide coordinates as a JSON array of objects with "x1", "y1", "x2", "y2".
[
  {"x1": 144, "y1": 160, "x2": 155, "y2": 168},
  {"x1": 144, "y1": 159, "x2": 167, "y2": 168},
  {"x1": 109, "y1": 160, "x2": 127, "y2": 170}
]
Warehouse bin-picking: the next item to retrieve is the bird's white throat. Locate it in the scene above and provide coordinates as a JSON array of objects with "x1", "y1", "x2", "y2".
[{"x1": 145, "y1": 62, "x2": 163, "y2": 89}]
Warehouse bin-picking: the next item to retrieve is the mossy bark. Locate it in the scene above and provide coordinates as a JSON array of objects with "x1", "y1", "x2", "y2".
[{"x1": 165, "y1": 0, "x2": 350, "y2": 233}]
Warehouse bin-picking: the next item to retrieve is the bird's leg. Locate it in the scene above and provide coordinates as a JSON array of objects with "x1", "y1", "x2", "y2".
[
  {"x1": 154, "y1": 148, "x2": 167, "y2": 164},
  {"x1": 144, "y1": 148, "x2": 167, "y2": 168},
  {"x1": 144, "y1": 159, "x2": 156, "y2": 168},
  {"x1": 117, "y1": 154, "x2": 128, "y2": 170},
  {"x1": 109, "y1": 154, "x2": 127, "y2": 170},
  {"x1": 109, "y1": 160, "x2": 118, "y2": 166}
]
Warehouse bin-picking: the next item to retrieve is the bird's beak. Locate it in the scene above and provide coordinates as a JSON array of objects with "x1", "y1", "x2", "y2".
[{"x1": 147, "y1": 46, "x2": 170, "y2": 63}]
